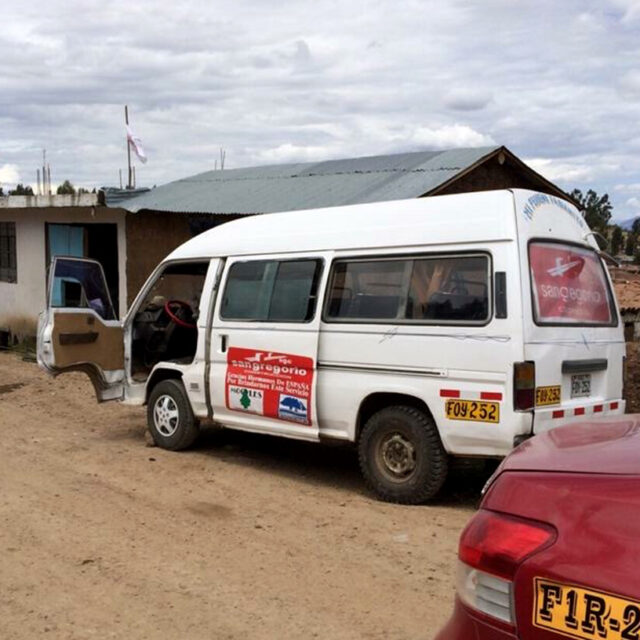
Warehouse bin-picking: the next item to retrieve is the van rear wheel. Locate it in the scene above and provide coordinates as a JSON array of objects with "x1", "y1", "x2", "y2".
[
  {"x1": 358, "y1": 405, "x2": 448, "y2": 504},
  {"x1": 147, "y1": 379, "x2": 200, "y2": 451}
]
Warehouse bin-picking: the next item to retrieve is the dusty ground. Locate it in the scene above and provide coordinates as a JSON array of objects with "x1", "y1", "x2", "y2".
[{"x1": 0, "y1": 352, "x2": 488, "y2": 640}]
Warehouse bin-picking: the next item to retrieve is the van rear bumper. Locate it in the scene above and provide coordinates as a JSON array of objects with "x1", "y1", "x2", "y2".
[{"x1": 532, "y1": 398, "x2": 625, "y2": 433}]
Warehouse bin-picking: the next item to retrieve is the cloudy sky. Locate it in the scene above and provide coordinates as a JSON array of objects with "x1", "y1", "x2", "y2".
[{"x1": 2, "y1": 0, "x2": 640, "y2": 221}]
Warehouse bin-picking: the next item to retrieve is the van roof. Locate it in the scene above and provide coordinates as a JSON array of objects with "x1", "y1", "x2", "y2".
[{"x1": 166, "y1": 189, "x2": 531, "y2": 260}]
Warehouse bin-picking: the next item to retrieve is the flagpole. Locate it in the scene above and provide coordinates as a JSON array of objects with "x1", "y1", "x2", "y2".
[{"x1": 125, "y1": 105, "x2": 132, "y2": 189}]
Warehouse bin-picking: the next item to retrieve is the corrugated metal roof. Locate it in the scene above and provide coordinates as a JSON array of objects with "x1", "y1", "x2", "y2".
[
  {"x1": 100, "y1": 186, "x2": 150, "y2": 206},
  {"x1": 111, "y1": 147, "x2": 500, "y2": 215}
]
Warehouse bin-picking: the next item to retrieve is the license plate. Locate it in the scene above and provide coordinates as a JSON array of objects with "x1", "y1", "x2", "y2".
[
  {"x1": 536, "y1": 385, "x2": 561, "y2": 406},
  {"x1": 571, "y1": 374, "x2": 591, "y2": 398},
  {"x1": 534, "y1": 577, "x2": 640, "y2": 640},
  {"x1": 444, "y1": 399, "x2": 499, "y2": 423}
]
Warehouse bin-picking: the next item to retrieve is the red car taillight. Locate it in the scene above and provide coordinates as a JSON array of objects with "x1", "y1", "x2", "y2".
[
  {"x1": 457, "y1": 510, "x2": 555, "y2": 626},
  {"x1": 514, "y1": 361, "x2": 535, "y2": 411}
]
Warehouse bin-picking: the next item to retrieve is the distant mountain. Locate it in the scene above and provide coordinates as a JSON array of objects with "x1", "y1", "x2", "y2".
[{"x1": 618, "y1": 216, "x2": 640, "y2": 230}]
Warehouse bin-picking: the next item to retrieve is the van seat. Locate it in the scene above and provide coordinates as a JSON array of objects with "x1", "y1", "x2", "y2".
[
  {"x1": 424, "y1": 292, "x2": 487, "y2": 321},
  {"x1": 350, "y1": 294, "x2": 400, "y2": 319}
]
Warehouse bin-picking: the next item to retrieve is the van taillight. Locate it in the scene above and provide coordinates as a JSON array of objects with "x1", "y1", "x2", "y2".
[
  {"x1": 457, "y1": 510, "x2": 555, "y2": 626},
  {"x1": 514, "y1": 361, "x2": 535, "y2": 411}
]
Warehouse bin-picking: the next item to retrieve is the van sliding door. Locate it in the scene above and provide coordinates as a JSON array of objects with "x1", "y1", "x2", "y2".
[{"x1": 209, "y1": 253, "x2": 328, "y2": 440}]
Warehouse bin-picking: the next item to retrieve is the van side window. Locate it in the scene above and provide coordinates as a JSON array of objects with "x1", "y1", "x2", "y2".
[
  {"x1": 327, "y1": 260, "x2": 407, "y2": 320},
  {"x1": 326, "y1": 254, "x2": 490, "y2": 324},
  {"x1": 220, "y1": 259, "x2": 323, "y2": 322},
  {"x1": 407, "y1": 256, "x2": 489, "y2": 321}
]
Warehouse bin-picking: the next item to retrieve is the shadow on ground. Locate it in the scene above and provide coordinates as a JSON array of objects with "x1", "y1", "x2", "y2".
[{"x1": 193, "y1": 425, "x2": 494, "y2": 509}]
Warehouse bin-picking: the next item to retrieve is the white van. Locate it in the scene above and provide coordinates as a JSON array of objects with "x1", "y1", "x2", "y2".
[{"x1": 37, "y1": 189, "x2": 625, "y2": 503}]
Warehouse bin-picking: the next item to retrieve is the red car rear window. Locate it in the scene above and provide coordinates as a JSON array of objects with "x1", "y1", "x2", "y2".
[{"x1": 529, "y1": 242, "x2": 614, "y2": 325}]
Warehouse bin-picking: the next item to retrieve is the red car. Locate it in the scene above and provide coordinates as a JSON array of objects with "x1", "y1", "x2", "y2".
[{"x1": 435, "y1": 416, "x2": 640, "y2": 640}]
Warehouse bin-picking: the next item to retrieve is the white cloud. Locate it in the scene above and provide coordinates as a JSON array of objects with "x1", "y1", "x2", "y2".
[
  {"x1": 443, "y1": 89, "x2": 492, "y2": 112},
  {"x1": 0, "y1": 164, "x2": 21, "y2": 187},
  {"x1": 257, "y1": 143, "x2": 342, "y2": 164},
  {"x1": 607, "y1": 0, "x2": 640, "y2": 21},
  {"x1": 618, "y1": 70, "x2": 640, "y2": 99},
  {"x1": 526, "y1": 158, "x2": 594, "y2": 183},
  {"x1": 615, "y1": 183, "x2": 640, "y2": 192},
  {"x1": 410, "y1": 125, "x2": 495, "y2": 149}
]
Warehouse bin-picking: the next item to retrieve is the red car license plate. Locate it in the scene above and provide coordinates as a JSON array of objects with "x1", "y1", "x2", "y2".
[{"x1": 534, "y1": 577, "x2": 640, "y2": 640}]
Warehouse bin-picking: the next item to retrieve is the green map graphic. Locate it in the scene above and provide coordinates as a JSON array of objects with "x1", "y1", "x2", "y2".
[{"x1": 240, "y1": 389, "x2": 251, "y2": 409}]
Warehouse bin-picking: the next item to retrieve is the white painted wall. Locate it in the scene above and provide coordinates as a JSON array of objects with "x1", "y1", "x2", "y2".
[{"x1": 0, "y1": 206, "x2": 127, "y2": 331}]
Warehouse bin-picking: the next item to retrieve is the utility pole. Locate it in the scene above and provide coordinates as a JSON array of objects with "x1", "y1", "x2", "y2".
[
  {"x1": 42, "y1": 150, "x2": 47, "y2": 195},
  {"x1": 125, "y1": 105, "x2": 132, "y2": 189}
]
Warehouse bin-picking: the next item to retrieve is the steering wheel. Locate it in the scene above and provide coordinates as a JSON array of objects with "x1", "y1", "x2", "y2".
[{"x1": 164, "y1": 300, "x2": 197, "y2": 329}]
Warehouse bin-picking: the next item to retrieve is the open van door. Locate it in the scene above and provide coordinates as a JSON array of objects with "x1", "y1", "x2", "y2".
[{"x1": 37, "y1": 256, "x2": 125, "y2": 402}]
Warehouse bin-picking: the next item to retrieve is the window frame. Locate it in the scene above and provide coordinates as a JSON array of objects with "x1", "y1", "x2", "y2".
[
  {"x1": 218, "y1": 257, "x2": 325, "y2": 324},
  {"x1": 0, "y1": 221, "x2": 17, "y2": 284},
  {"x1": 47, "y1": 256, "x2": 117, "y2": 321},
  {"x1": 322, "y1": 251, "x2": 493, "y2": 327},
  {"x1": 528, "y1": 238, "x2": 619, "y2": 328}
]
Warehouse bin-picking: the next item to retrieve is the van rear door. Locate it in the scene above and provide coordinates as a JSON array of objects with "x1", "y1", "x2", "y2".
[
  {"x1": 513, "y1": 190, "x2": 625, "y2": 433},
  {"x1": 37, "y1": 257, "x2": 124, "y2": 402}
]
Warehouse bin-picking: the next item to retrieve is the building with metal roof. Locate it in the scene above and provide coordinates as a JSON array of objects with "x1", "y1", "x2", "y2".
[{"x1": 109, "y1": 145, "x2": 571, "y2": 216}]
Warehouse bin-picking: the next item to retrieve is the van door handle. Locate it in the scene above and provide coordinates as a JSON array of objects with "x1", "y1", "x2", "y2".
[
  {"x1": 562, "y1": 358, "x2": 607, "y2": 374},
  {"x1": 59, "y1": 331, "x2": 99, "y2": 345},
  {"x1": 220, "y1": 334, "x2": 228, "y2": 353}
]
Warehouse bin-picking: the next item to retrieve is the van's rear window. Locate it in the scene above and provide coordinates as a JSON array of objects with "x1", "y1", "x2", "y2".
[{"x1": 529, "y1": 242, "x2": 615, "y2": 326}]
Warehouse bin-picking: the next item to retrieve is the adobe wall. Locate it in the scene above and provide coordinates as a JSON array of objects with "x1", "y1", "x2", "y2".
[{"x1": 125, "y1": 211, "x2": 192, "y2": 305}]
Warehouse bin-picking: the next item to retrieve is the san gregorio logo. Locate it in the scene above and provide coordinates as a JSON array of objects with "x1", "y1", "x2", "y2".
[
  {"x1": 230, "y1": 350, "x2": 308, "y2": 378},
  {"x1": 546, "y1": 255, "x2": 584, "y2": 279}
]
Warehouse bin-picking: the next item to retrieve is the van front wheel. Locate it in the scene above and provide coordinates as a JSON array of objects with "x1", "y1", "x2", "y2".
[
  {"x1": 147, "y1": 379, "x2": 200, "y2": 451},
  {"x1": 358, "y1": 406, "x2": 448, "y2": 504}
]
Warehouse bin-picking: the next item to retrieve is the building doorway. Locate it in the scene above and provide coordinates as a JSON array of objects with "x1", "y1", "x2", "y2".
[{"x1": 46, "y1": 223, "x2": 119, "y2": 315}]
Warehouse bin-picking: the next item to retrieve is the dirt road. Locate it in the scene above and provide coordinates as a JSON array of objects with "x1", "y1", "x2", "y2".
[{"x1": 0, "y1": 352, "x2": 488, "y2": 640}]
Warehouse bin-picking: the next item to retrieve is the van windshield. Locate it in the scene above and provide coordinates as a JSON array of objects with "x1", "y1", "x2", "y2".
[{"x1": 529, "y1": 241, "x2": 616, "y2": 326}]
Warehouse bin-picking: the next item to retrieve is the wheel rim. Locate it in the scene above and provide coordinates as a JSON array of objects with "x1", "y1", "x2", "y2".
[
  {"x1": 377, "y1": 432, "x2": 417, "y2": 481},
  {"x1": 153, "y1": 394, "x2": 180, "y2": 437}
]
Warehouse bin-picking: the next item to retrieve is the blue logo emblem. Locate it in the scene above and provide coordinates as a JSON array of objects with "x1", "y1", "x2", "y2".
[{"x1": 278, "y1": 394, "x2": 308, "y2": 423}]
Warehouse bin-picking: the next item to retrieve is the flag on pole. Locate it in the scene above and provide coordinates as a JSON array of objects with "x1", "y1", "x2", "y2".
[{"x1": 126, "y1": 125, "x2": 147, "y2": 164}]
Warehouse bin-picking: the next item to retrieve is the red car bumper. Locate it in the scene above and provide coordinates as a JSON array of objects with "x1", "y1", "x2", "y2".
[{"x1": 434, "y1": 598, "x2": 517, "y2": 640}]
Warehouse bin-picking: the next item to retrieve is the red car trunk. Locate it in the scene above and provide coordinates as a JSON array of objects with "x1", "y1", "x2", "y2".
[
  {"x1": 436, "y1": 416, "x2": 640, "y2": 640},
  {"x1": 484, "y1": 417, "x2": 640, "y2": 640}
]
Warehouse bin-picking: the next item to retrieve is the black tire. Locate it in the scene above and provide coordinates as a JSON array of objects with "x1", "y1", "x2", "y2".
[
  {"x1": 358, "y1": 405, "x2": 448, "y2": 504},
  {"x1": 147, "y1": 379, "x2": 200, "y2": 451}
]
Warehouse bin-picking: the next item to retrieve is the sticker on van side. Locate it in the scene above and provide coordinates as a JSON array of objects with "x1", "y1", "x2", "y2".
[{"x1": 225, "y1": 347, "x2": 313, "y2": 425}]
